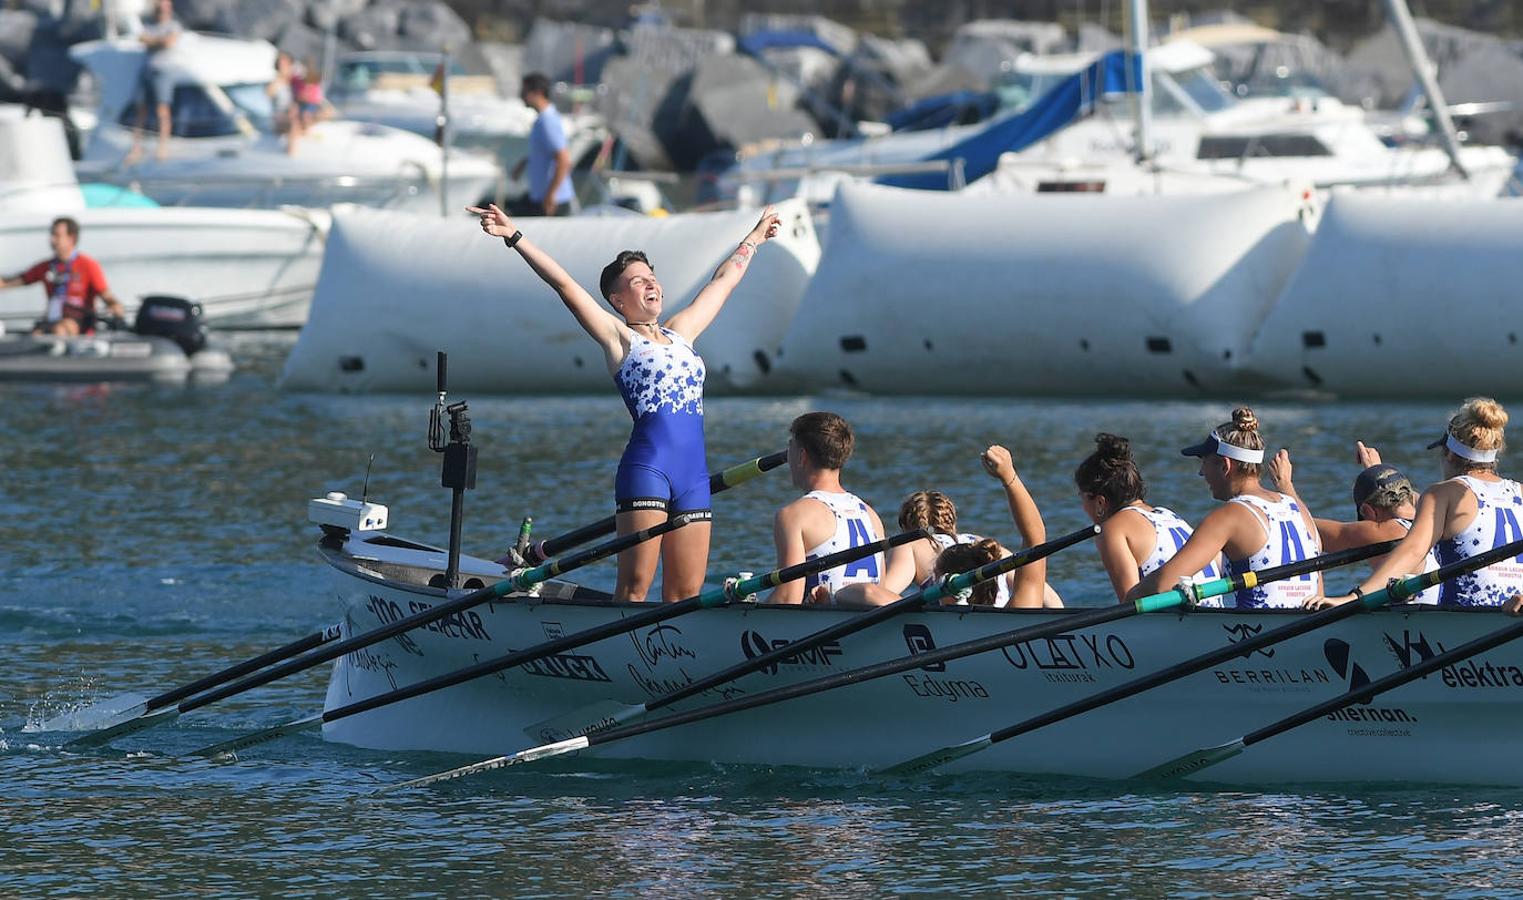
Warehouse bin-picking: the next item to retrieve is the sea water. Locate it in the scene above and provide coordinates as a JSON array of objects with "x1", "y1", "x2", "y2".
[{"x1": 3, "y1": 335, "x2": 1520, "y2": 895}]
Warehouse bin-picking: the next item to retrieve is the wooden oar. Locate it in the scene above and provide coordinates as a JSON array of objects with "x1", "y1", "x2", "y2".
[
  {"x1": 382, "y1": 538, "x2": 1389, "y2": 792},
  {"x1": 29, "y1": 623, "x2": 342, "y2": 735},
  {"x1": 188, "y1": 529, "x2": 930, "y2": 759},
  {"x1": 1138, "y1": 614, "x2": 1523, "y2": 781},
  {"x1": 526, "y1": 451, "x2": 786, "y2": 563},
  {"x1": 527, "y1": 524, "x2": 1102, "y2": 743},
  {"x1": 66, "y1": 513, "x2": 701, "y2": 748}
]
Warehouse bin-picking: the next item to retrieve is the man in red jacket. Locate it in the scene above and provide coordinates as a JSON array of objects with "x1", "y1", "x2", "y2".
[{"x1": 0, "y1": 217, "x2": 126, "y2": 336}]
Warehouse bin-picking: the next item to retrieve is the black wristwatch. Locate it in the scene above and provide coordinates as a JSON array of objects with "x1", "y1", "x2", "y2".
[{"x1": 503, "y1": 230, "x2": 523, "y2": 249}]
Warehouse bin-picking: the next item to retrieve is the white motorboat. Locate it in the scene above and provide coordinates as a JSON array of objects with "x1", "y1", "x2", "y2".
[
  {"x1": 0, "y1": 295, "x2": 233, "y2": 382},
  {"x1": 715, "y1": 42, "x2": 1518, "y2": 204},
  {"x1": 0, "y1": 110, "x2": 326, "y2": 331},
  {"x1": 311, "y1": 500, "x2": 1523, "y2": 787},
  {"x1": 68, "y1": 33, "x2": 501, "y2": 213}
]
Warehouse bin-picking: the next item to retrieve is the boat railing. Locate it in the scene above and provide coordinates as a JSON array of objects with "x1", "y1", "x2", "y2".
[{"x1": 82, "y1": 170, "x2": 434, "y2": 210}]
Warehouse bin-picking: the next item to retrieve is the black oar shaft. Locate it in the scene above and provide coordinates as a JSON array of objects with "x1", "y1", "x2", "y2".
[
  {"x1": 145, "y1": 625, "x2": 339, "y2": 713},
  {"x1": 178, "y1": 516, "x2": 690, "y2": 715},
  {"x1": 316, "y1": 533, "x2": 917, "y2": 725},
  {"x1": 1241, "y1": 617, "x2": 1523, "y2": 748},
  {"x1": 582, "y1": 540, "x2": 1396, "y2": 750},
  {"x1": 647, "y1": 524, "x2": 1096, "y2": 714},
  {"x1": 532, "y1": 451, "x2": 787, "y2": 562}
]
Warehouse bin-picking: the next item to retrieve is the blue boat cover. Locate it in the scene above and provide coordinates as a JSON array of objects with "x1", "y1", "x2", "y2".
[
  {"x1": 878, "y1": 50, "x2": 1143, "y2": 190},
  {"x1": 885, "y1": 90, "x2": 1001, "y2": 132}
]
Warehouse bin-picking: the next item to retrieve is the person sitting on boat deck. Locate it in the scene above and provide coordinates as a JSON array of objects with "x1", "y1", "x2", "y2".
[
  {"x1": 1270, "y1": 441, "x2": 1440, "y2": 604},
  {"x1": 769, "y1": 411, "x2": 889, "y2": 605},
  {"x1": 1074, "y1": 432, "x2": 1221, "y2": 603},
  {"x1": 1126, "y1": 408, "x2": 1323, "y2": 609},
  {"x1": 0, "y1": 217, "x2": 126, "y2": 337},
  {"x1": 1307, "y1": 397, "x2": 1523, "y2": 613},
  {"x1": 469, "y1": 202, "x2": 781, "y2": 602},
  {"x1": 509, "y1": 72, "x2": 575, "y2": 217}
]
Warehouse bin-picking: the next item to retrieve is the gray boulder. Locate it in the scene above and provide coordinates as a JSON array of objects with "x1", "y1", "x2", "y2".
[
  {"x1": 275, "y1": 20, "x2": 329, "y2": 66},
  {"x1": 306, "y1": 0, "x2": 368, "y2": 34},
  {"x1": 174, "y1": 0, "x2": 237, "y2": 33},
  {"x1": 398, "y1": 1, "x2": 472, "y2": 50},
  {"x1": 227, "y1": 0, "x2": 305, "y2": 43},
  {"x1": 0, "y1": 9, "x2": 38, "y2": 69},
  {"x1": 522, "y1": 18, "x2": 618, "y2": 84},
  {"x1": 339, "y1": 4, "x2": 403, "y2": 51}
]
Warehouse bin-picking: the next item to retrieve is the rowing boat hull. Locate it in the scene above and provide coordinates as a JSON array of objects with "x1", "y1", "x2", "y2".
[{"x1": 321, "y1": 533, "x2": 1523, "y2": 785}]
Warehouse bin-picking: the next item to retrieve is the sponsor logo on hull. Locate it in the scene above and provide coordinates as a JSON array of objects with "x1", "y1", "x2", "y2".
[
  {"x1": 899, "y1": 625, "x2": 990, "y2": 702},
  {"x1": 1322, "y1": 638, "x2": 1417, "y2": 735},
  {"x1": 1000, "y1": 632, "x2": 1137, "y2": 684},
  {"x1": 740, "y1": 630, "x2": 843, "y2": 675},
  {"x1": 519, "y1": 653, "x2": 612, "y2": 683},
  {"x1": 1385, "y1": 628, "x2": 1523, "y2": 690}
]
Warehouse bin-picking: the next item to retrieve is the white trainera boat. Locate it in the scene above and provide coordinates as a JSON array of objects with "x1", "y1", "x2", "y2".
[{"x1": 317, "y1": 511, "x2": 1523, "y2": 787}]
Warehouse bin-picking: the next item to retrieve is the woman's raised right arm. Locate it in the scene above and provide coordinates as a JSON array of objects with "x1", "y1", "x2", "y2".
[{"x1": 467, "y1": 204, "x2": 624, "y2": 354}]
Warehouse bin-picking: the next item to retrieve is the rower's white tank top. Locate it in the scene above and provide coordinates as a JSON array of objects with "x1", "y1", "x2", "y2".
[
  {"x1": 1226, "y1": 493, "x2": 1323, "y2": 609},
  {"x1": 1434, "y1": 476, "x2": 1523, "y2": 607},
  {"x1": 929, "y1": 531, "x2": 1012, "y2": 608},
  {"x1": 1394, "y1": 518, "x2": 1442, "y2": 606},
  {"x1": 802, "y1": 490, "x2": 884, "y2": 594},
  {"x1": 1117, "y1": 505, "x2": 1227, "y2": 607}
]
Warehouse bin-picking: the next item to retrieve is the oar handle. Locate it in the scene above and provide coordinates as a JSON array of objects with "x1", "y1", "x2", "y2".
[
  {"x1": 327, "y1": 528, "x2": 927, "y2": 725},
  {"x1": 645, "y1": 525, "x2": 1096, "y2": 715},
  {"x1": 1243, "y1": 617, "x2": 1523, "y2": 749},
  {"x1": 1133, "y1": 538, "x2": 1400, "y2": 614},
  {"x1": 530, "y1": 450, "x2": 787, "y2": 562},
  {"x1": 518, "y1": 513, "x2": 697, "y2": 584},
  {"x1": 144, "y1": 623, "x2": 341, "y2": 713}
]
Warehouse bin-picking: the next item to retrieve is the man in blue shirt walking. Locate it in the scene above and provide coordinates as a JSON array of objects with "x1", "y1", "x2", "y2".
[{"x1": 509, "y1": 72, "x2": 574, "y2": 216}]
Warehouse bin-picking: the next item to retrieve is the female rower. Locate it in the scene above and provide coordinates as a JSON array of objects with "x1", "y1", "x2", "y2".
[
  {"x1": 470, "y1": 202, "x2": 781, "y2": 601},
  {"x1": 878, "y1": 490, "x2": 975, "y2": 592},
  {"x1": 1308, "y1": 398, "x2": 1523, "y2": 611},
  {"x1": 1127, "y1": 408, "x2": 1323, "y2": 608},
  {"x1": 1074, "y1": 433, "x2": 1220, "y2": 603}
]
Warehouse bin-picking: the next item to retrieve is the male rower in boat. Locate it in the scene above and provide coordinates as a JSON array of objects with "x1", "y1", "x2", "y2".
[
  {"x1": 1127, "y1": 408, "x2": 1323, "y2": 609},
  {"x1": 769, "y1": 411, "x2": 889, "y2": 605},
  {"x1": 0, "y1": 217, "x2": 126, "y2": 337},
  {"x1": 1270, "y1": 442, "x2": 1439, "y2": 604},
  {"x1": 1073, "y1": 432, "x2": 1220, "y2": 603},
  {"x1": 1308, "y1": 397, "x2": 1523, "y2": 612},
  {"x1": 469, "y1": 202, "x2": 782, "y2": 602}
]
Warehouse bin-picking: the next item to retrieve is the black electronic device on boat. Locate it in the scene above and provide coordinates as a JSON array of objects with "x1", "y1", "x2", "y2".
[{"x1": 428, "y1": 351, "x2": 476, "y2": 589}]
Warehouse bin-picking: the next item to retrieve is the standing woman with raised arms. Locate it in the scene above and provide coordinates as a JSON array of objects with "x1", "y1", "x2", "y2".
[
  {"x1": 1074, "y1": 433, "x2": 1220, "y2": 602},
  {"x1": 468, "y1": 202, "x2": 782, "y2": 601},
  {"x1": 1126, "y1": 408, "x2": 1323, "y2": 608},
  {"x1": 1309, "y1": 397, "x2": 1523, "y2": 611}
]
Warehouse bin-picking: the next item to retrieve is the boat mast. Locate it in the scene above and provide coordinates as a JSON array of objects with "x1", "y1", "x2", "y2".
[
  {"x1": 1380, "y1": 0, "x2": 1469, "y2": 178},
  {"x1": 1125, "y1": 0, "x2": 1153, "y2": 162}
]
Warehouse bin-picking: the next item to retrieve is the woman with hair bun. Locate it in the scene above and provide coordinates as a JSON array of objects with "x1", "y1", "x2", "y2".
[
  {"x1": 1310, "y1": 397, "x2": 1523, "y2": 610},
  {"x1": 1074, "y1": 432, "x2": 1220, "y2": 602},
  {"x1": 1126, "y1": 408, "x2": 1323, "y2": 609}
]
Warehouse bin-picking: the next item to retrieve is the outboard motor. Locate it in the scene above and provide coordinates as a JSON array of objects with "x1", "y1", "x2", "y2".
[{"x1": 134, "y1": 295, "x2": 207, "y2": 355}]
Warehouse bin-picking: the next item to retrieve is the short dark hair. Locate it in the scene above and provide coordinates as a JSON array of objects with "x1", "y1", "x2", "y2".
[
  {"x1": 600, "y1": 250, "x2": 652, "y2": 300},
  {"x1": 521, "y1": 72, "x2": 550, "y2": 98},
  {"x1": 52, "y1": 216, "x2": 79, "y2": 239},
  {"x1": 790, "y1": 412, "x2": 854, "y2": 470}
]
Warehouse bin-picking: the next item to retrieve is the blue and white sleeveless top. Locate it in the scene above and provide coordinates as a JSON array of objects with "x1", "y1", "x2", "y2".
[
  {"x1": 1435, "y1": 476, "x2": 1523, "y2": 607},
  {"x1": 613, "y1": 327, "x2": 706, "y2": 478},
  {"x1": 1394, "y1": 518, "x2": 1442, "y2": 606},
  {"x1": 1119, "y1": 505, "x2": 1226, "y2": 607},
  {"x1": 1226, "y1": 493, "x2": 1322, "y2": 609},
  {"x1": 929, "y1": 531, "x2": 1012, "y2": 607},
  {"x1": 803, "y1": 490, "x2": 884, "y2": 594}
]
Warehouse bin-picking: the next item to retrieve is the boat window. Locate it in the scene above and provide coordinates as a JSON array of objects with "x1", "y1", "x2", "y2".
[
  {"x1": 117, "y1": 84, "x2": 240, "y2": 138},
  {"x1": 1197, "y1": 134, "x2": 1332, "y2": 159},
  {"x1": 1149, "y1": 75, "x2": 1188, "y2": 116},
  {"x1": 223, "y1": 82, "x2": 274, "y2": 133},
  {"x1": 1170, "y1": 66, "x2": 1235, "y2": 113}
]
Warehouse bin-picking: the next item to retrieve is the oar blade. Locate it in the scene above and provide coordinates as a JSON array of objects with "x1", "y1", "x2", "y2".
[
  {"x1": 28, "y1": 694, "x2": 148, "y2": 734},
  {"x1": 376, "y1": 735, "x2": 592, "y2": 794},
  {"x1": 874, "y1": 735, "x2": 994, "y2": 776},
  {"x1": 66, "y1": 706, "x2": 181, "y2": 748},
  {"x1": 522, "y1": 700, "x2": 647, "y2": 743},
  {"x1": 189, "y1": 713, "x2": 324, "y2": 760},
  {"x1": 1132, "y1": 739, "x2": 1246, "y2": 781}
]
